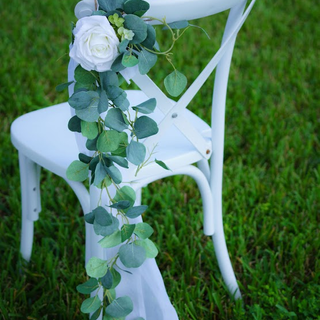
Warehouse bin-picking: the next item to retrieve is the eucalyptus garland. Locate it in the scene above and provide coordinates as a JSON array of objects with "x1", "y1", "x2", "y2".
[{"x1": 58, "y1": 0, "x2": 191, "y2": 318}]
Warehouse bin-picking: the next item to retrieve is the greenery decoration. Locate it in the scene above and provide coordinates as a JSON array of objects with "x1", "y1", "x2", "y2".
[{"x1": 58, "y1": 0, "x2": 192, "y2": 318}]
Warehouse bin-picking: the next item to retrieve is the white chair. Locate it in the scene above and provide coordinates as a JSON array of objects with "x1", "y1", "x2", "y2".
[{"x1": 11, "y1": 0, "x2": 256, "y2": 315}]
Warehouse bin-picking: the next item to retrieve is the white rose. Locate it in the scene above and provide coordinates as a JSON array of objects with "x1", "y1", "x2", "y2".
[{"x1": 70, "y1": 16, "x2": 120, "y2": 72}]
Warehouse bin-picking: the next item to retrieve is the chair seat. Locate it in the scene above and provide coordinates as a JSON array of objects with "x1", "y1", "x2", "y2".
[{"x1": 11, "y1": 90, "x2": 211, "y2": 181}]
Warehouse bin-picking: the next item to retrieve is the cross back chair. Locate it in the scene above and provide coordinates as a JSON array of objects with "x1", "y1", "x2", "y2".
[{"x1": 11, "y1": 0, "x2": 256, "y2": 305}]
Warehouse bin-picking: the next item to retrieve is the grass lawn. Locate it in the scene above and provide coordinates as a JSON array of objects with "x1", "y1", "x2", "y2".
[{"x1": 0, "y1": 0, "x2": 319, "y2": 319}]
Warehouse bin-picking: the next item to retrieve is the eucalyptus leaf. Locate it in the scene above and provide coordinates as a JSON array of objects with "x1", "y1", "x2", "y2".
[
  {"x1": 76, "y1": 94, "x2": 100, "y2": 122},
  {"x1": 99, "y1": 230, "x2": 122, "y2": 248},
  {"x1": 114, "y1": 186, "x2": 136, "y2": 207},
  {"x1": 126, "y1": 140, "x2": 146, "y2": 166},
  {"x1": 105, "y1": 108, "x2": 129, "y2": 132},
  {"x1": 106, "y1": 86, "x2": 129, "y2": 111},
  {"x1": 81, "y1": 121, "x2": 99, "y2": 139},
  {"x1": 134, "y1": 116, "x2": 159, "y2": 139},
  {"x1": 75, "y1": 65, "x2": 98, "y2": 84},
  {"x1": 79, "y1": 153, "x2": 92, "y2": 164},
  {"x1": 155, "y1": 159, "x2": 171, "y2": 171},
  {"x1": 100, "y1": 269, "x2": 113, "y2": 289},
  {"x1": 97, "y1": 130, "x2": 120, "y2": 152},
  {"x1": 76, "y1": 278, "x2": 99, "y2": 294},
  {"x1": 90, "y1": 308, "x2": 102, "y2": 320},
  {"x1": 122, "y1": 51, "x2": 139, "y2": 68},
  {"x1": 94, "y1": 215, "x2": 119, "y2": 236},
  {"x1": 98, "y1": 89, "x2": 109, "y2": 113},
  {"x1": 56, "y1": 81, "x2": 74, "y2": 92},
  {"x1": 126, "y1": 205, "x2": 148, "y2": 219},
  {"x1": 141, "y1": 24, "x2": 156, "y2": 49},
  {"x1": 66, "y1": 160, "x2": 89, "y2": 182},
  {"x1": 111, "y1": 54, "x2": 126, "y2": 72},
  {"x1": 105, "y1": 165, "x2": 122, "y2": 184},
  {"x1": 135, "y1": 239, "x2": 158, "y2": 259},
  {"x1": 121, "y1": 224, "x2": 135, "y2": 242},
  {"x1": 123, "y1": 0, "x2": 149, "y2": 17},
  {"x1": 84, "y1": 211, "x2": 95, "y2": 224},
  {"x1": 94, "y1": 206, "x2": 113, "y2": 226},
  {"x1": 163, "y1": 20, "x2": 189, "y2": 30},
  {"x1": 110, "y1": 268, "x2": 121, "y2": 289},
  {"x1": 80, "y1": 296, "x2": 101, "y2": 314},
  {"x1": 86, "y1": 135, "x2": 99, "y2": 151},
  {"x1": 109, "y1": 200, "x2": 131, "y2": 210},
  {"x1": 100, "y1": 71, "x2": 119, "y2": 89},
  {"x1": 118, "y1": 243, "x2": 146, "y2": 268},
  {"x1": 138, "y1": 48, "x2": 157, "y2": 75},
  {"x1": 132, "y1": 98, "x2": 156, "y2": 114},
  {"x1": 98, "y1": 0, "x2": 125, "y2": 11},
  {"x1": 111, "y1": 132, "x2": 128, "y2": 157},
  {"x1": 105, "y1": 296, "x2": 133, "y2": 318},
  {"x1": 94, "y1": 162, "x2": 108, "y2": 188},
  {"x1": 68, "y1": 115, "x2": 81, "y2": 133},
  {"x1": 107, "y1": 155, "x2": 129, "y2": 168},
  {"x1": 124, "y1": 14, "x2": 147, "y2": 44},
  {"x1": 119, "y1": 39, "x2": 129, "y2": 53},
  {"x1": 69, "y1": 91, "x2": 98, "y2": 110},
  {"x1": 134, "y1": 222, "x2": 154, "y2": 239},
  {"x1": 164, "y1": 70, "x2": 187, "y2": 97},
  {"x1": 86, "y1": 257, "x2": 109, "y2": 278}
]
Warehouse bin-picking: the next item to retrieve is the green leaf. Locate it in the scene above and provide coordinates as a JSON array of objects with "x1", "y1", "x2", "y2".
[
  {"x1": 109, "y1": 200, "x2": 131, "y2": 210},
  {"x1": 76, "y1": 94, "x2": 100, "y2": 122},
  {"x1": 134, "y1": 116, "x2": 159, "y2": 139},
  {"x1": 84, "y1": 211, "x2": 95, "y2": 224},
  {"x1": 93, "y1": 162, "x2": 108, "y2": 188},
  {"x1": 124, "y1": 14, "x2": 147, "y2": 44},
  {"x1": 56, "y1": 81, "x2": 74, "y2": 92},
  {"x1": 126, "y1": 205, "x2": 148, "y2": 219},
  {"x1": 134, "y1": 222, "x2": 153, "y2": 239},
  {"x1": 164, "y1": 70, "x2": 187, "y2": 97},
  {"x1": 126, "y1": 140, "x2": 146, "y2": 166},
  {"x1": 75, "y1": 65, "x2": 98, "y2": 84},
  {"x1": 111, "y1": 132, "x2": 128, "y2": 157},
  {"x1": 111, "y1": 54, "x2": 126, "y2": 72},
  {"x1": 141, "y1": 24, "x2": 156, "y2": 49},
  {"x1": 66, "y1": 160, "x2": 89, "y2": 182},
  {"x1": 123, "y1": 0, "x2": 150, "y2": 17},
  {"x1": 97, "y1": 130, "x2": 120, "y2": 152},
  {"x1": 138, "y1": 48, "x2": 157, "y2": 75},
  {"x1": 100, "y1": 71, "x2": 119, "y2": 89},
  {"x1": 99, "y1": 230, "x2": 122, "y2": 248},
  {"x1": 163, "y1": 20, "x2": 189, "y2": 30},
  {"x1": 100, "y1": 269, "x2": 113, "y2": 289},
  {"x1": 122, "y1": 51, "x2": 139, "y2": 67},
  {"x1": 105, "y1": 108, "x2": 128, "y2": 132},
  {"x1": 90, "y1": 308, "x2": 102, "y2": 320},
  {"x1": 132, "y1": 98, "x2": 156, "y2": 114},
  {"x1": 81, "y1": 121, "x2": 99, "y2": 139},
  {"x1": 98, "y1": 89, "x2": 109, "y2": 113},
  {"x1": 68, "y1": 115, "x2": 81, "y2": 133},
  {"x1": 106, "y1": 86, "x2": 129, "y2": 111},
  {"x1": 86, "y1": 257, "x2": 109, "y2": 278},
  {"x1": 135, "y1": 239, "x2": 158, "y2": 258},
  {"x1": 76, "y1": 278, "x2": 99, "y2": 294},
  {"x1": 69, "y1": 91, "x2": 97, "y2": 110},
  {"x1": 107, "y1": 155, "x2": 129, "y2": 168},
  {"x1": 94, "y1": 206, "x2": 113, "y2": 226},
  {"x1": 98, "y1": 0, "x2": 125, "y2": 11},
  {"x1": 119, "y1": 39, "x2": 129, "y2": 53},
  {"x1": 79, "y1": 153, "x2": 92, "y2": 164},
  {"x1": 86, "y1": 135, "x2": 99, "y2": 151},
  {"x1": 114, "y1": 186, "x2": 136, "y2": 207},
  {"x1": 94, "y1": 216, "x2": 119, "y2": 236},
  {"x1": 105, "y1": 165, "x2": 122, "y2": 184},
  {"x1": 109, "y1": 268, "x2": 121, "y2": 289},
  {"x1": 81, "y1": 296, "x2": 101, "y2": 314},
  {"x1": 119, "y1": 243, "x2": 146, "y2": 268},
  {"x1": 155, "y1": 159, "x2": 171, "y2": 171},
  {"x1": 105, "y1": 296, "x2": 133, "y2": 318},
  {"x1": 121, "y1": 224, "x2": 135, "y2": 242}
]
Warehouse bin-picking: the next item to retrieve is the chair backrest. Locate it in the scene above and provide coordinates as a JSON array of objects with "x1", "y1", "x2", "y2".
[{"x1": 132, "y1": 0, "x2": 256, "y2": 159}]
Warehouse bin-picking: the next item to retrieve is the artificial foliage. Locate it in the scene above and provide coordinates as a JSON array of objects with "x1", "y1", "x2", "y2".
[{"x1": 58, "y1": 0, "x2": 192, "y2": 318}]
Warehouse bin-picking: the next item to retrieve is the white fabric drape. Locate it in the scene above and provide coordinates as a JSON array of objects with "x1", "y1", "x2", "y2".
[{"x1": 68, "y1": 58, "x2": 179, "y2": 320}]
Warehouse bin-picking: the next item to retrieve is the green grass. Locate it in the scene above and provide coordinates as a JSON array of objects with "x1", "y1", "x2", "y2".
[{"x1": 1, "y1": 0, "x2": 319, "y2": 319}]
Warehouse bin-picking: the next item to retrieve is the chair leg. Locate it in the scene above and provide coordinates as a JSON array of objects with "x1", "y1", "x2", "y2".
[{"x1": 18, "y1": 152, "x2": 42, "y2": 262}]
